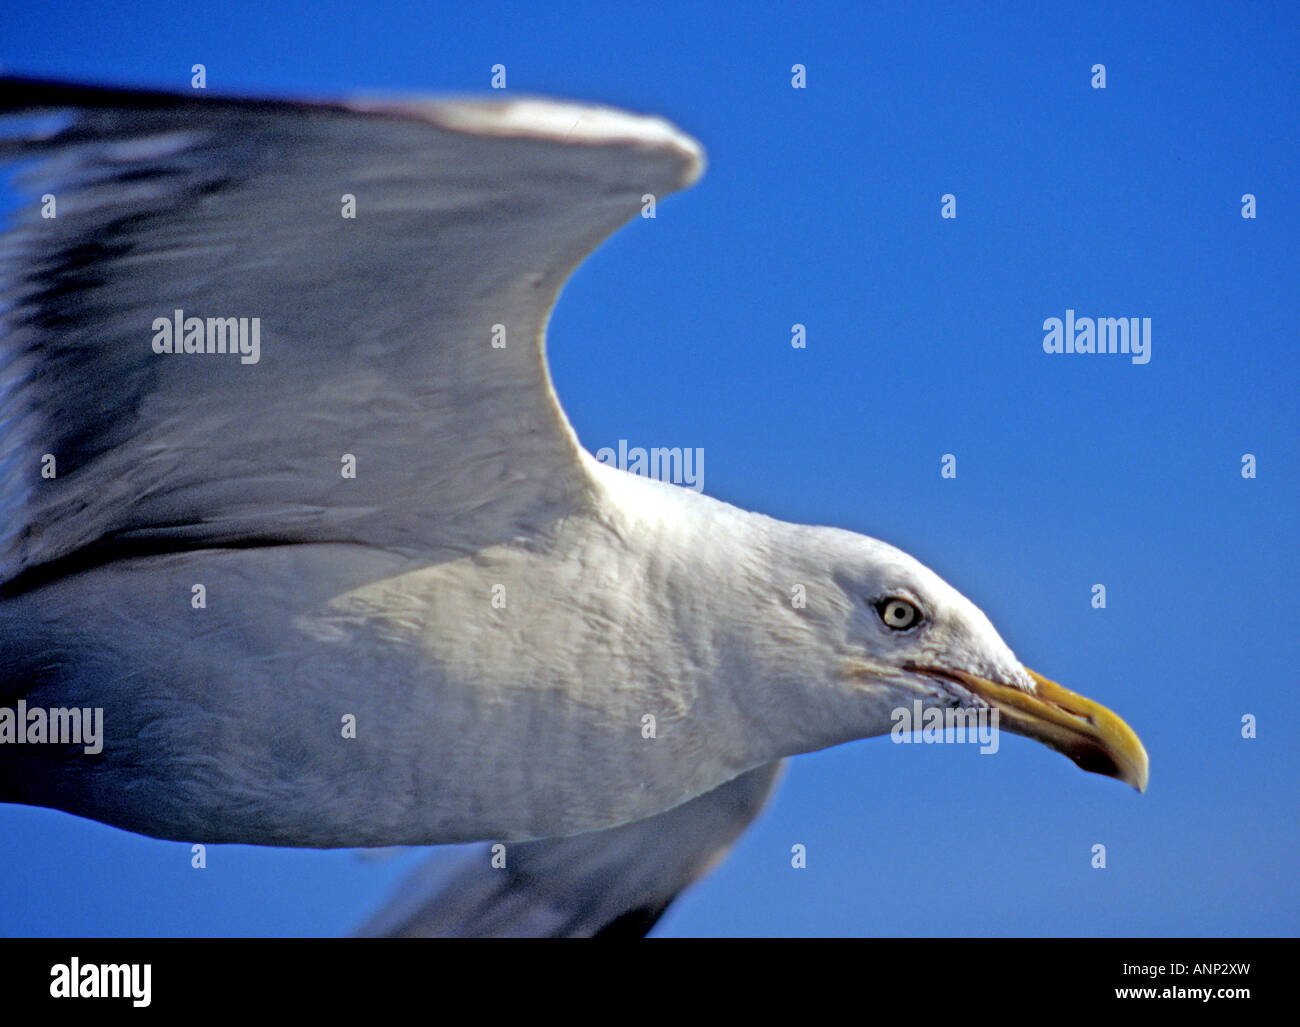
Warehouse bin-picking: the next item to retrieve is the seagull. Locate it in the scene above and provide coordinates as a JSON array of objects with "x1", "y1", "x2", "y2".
[{"x1": 0, "y1": 79, "x2": 1147, "y2": 928}]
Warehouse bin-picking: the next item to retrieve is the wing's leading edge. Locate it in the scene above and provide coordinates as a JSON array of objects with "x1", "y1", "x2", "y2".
[{"x1": 0, "y1": 77, "x2": 703, "y2": 587}]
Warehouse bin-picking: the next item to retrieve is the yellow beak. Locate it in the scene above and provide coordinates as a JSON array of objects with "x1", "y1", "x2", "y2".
[{"x1": 947, "y1": 666, "x2": 1149, "y2": 792}]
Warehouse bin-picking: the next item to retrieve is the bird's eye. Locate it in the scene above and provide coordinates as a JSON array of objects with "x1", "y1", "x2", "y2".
[{"x1": 876, "y1": 597, "x2": 921, "y2": 631}]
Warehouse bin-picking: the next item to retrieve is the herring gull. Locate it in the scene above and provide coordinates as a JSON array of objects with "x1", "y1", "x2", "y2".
[{"x1": 0, "y1": 80, "x2": 1147, "y2": 919}]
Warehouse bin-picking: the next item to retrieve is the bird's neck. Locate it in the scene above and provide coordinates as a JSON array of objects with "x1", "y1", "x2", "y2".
[{"x1": 579, "y1": 461, "x2": 872, "y2": 776}]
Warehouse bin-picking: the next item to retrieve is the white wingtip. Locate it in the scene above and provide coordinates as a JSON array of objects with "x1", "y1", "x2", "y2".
[{"x1": 348, "y1": 95, "x2": 705, "y2": 187}]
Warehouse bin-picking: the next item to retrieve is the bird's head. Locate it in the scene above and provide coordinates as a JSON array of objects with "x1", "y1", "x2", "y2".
[{"x1": 774, "y1": 524, "x2": 1148, "y2": 792}]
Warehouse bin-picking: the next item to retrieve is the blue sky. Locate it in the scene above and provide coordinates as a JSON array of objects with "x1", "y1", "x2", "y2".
[{"x1": 0, "y1": 1, "x2": 1296, "y2": 936}]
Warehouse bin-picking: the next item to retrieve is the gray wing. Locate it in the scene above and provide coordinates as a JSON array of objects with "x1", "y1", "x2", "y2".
[
  {"x1": 354, "y1": 762, "x2": 784, "y2": 938},
  {"x1": 0, "y1": 78, "x2": 702, "y2": 587}
]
